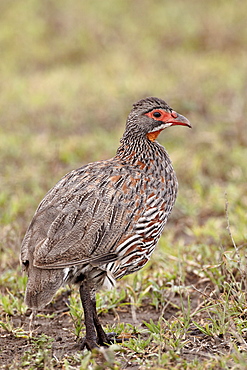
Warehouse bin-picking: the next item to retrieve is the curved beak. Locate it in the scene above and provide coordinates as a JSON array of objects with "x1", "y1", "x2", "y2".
[{"x1": 168, "y1": 111, "x2": 192, "y2": 128}]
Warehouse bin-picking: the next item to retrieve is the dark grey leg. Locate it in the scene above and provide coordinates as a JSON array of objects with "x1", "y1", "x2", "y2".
[
  {"x1": 79, "y1": 281, "x2": 127, "y2": 350},
  {"x1": 79, "y1": 282, "x2": 98, "y2": 350},
  {"x1": 92, "y1": 296, "x2": 128, "y2": 345},
  {"x1": 91, "y1": 296, "x2": 109, "y2": 345}
]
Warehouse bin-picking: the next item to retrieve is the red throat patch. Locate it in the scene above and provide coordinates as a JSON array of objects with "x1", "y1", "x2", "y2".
[{"x1": 146, "y1": 129, "x2": 163, "y2": 142}]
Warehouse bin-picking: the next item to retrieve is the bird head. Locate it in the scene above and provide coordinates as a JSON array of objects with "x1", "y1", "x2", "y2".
[{"x1": 124, "y1": 97, "x2": 191, "y2": 142}]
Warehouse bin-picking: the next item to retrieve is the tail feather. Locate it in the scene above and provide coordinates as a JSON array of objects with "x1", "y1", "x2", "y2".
[{"x1": 25, "y1": 266, "x2": 64, "y2": 309}]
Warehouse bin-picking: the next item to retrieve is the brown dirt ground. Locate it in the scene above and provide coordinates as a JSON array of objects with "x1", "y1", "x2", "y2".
[{"x1": 0, "y1": 274, "x2": 232, "y2": 369}]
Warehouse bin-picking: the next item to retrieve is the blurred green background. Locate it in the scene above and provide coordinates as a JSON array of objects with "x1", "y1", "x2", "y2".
[{"x1": 0, "y1": 0, "x2": 246, "y2": 266}]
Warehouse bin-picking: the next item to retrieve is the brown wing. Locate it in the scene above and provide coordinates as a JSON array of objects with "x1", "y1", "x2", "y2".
[{"x1": 21, "y1": 160, "x2": 145, "y2": 270}]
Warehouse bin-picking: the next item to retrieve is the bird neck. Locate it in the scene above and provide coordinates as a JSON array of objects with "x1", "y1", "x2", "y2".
[{"x1": 115, "y1": 134, "x2": 169, "y2": 169}]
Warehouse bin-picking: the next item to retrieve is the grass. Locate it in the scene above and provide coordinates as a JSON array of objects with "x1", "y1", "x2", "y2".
[{"x1": 0, "y1": 0, "x2": 247, "y2": 369}]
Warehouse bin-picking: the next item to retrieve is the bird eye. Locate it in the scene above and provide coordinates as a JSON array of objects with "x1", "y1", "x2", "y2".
[{"x1": 153, "y1": 111, "x2": 161, "y2": 118}]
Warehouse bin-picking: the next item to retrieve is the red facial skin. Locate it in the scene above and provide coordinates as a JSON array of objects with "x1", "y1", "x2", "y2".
[{"x1": 145, "y1": 109, "x2": 191, "y2": 141}]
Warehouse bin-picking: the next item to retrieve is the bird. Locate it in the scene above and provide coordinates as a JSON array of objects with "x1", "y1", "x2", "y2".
[{"x1": 21, "y1": 97, "x2": 191, "y2": 350}]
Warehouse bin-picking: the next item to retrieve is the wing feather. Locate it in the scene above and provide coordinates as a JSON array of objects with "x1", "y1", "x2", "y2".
[{"x1": 21, "y1": 161, "x2": 142, "y2": 270}]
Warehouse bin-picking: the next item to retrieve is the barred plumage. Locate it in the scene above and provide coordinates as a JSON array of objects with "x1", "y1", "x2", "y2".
[{"x1": 21, "y1": 97, "x2": 191, "y2": 350}]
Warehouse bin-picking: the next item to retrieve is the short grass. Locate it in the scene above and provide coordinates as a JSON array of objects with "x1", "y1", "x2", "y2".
[{"x1": 0, "y1": 0, "x2": 247, "y2": 369}]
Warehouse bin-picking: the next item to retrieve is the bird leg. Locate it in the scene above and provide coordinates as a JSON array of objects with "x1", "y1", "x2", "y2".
[
  {"x1": 79, "y1": 277, "x2": 129, "y2": 350},
  {"x1": 79, "y1": 281, "x2": 123, "y2": 350},
  {"x1": 91, "y1": 295, "x2": 109, "y2": 345},
  {"x1": 91, "y1": 295, "x2": 128, "y2": 345},
  {"x1": 79, "y1": 282, "x2": 98, "y2": 350}
]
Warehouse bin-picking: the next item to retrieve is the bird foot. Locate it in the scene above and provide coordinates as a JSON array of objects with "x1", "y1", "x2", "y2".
[
  {"x1": 79, "y1": 332, "x2": 128, "y2": 350},
  {"x1": 105, "y1": 332, "x2": 129, "y2": 344},
  {"x1": 78, "y1": 336, "x2": 99, "y2": 351}
]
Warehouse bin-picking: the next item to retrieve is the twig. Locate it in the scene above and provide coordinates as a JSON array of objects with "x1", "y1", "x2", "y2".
[
  {"x1": 224, "y1": 192, "x2": 240, "y2": 261},
  {"x1": 29, "y1": 309, "x2": 37, "y2": 338},
  {"x1": 190, "y1": 286, "x2": 218, "y2": 316},
  {"x1": 130, "y1": 296, "x2": 138, "y2": 325}
]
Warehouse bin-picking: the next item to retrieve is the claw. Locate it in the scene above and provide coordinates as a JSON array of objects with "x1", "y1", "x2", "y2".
[
  {"x1": 105, "y1": 332, "x2": 129, "y2": 343},
  {"x1": 79, "y1": 337, "x2": 99, "y2": 351},
  {"x1": 79, "y1": 332, "x2": 129, "y2": 350}
]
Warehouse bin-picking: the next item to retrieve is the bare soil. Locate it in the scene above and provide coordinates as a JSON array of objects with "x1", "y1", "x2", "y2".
[{"x1": 0, "y1": 273, "x2": 233, "y2": 369}]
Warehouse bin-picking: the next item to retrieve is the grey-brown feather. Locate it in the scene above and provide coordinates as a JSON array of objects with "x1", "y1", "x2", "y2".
[{"x1": 21, "y1": 97, "x2": 178, "y2": 309}]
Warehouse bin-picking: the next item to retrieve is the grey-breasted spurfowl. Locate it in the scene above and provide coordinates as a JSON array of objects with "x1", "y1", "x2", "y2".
[{"x1": 21, "y1": 97, "x2": 191, "y2": 350}]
